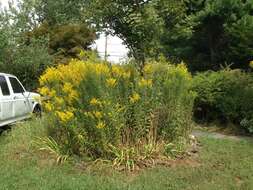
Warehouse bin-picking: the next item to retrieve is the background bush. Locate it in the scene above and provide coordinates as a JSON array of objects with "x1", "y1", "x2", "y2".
[
  {"x1": 192, "y1": 69, "x2": 253, "y2": 133},
  {"x1": 38, "y1": 60, "x2": 195, "y2": 164},
  {"x1": 0, "y1": 38, "x2": 53, "y2": 90}
]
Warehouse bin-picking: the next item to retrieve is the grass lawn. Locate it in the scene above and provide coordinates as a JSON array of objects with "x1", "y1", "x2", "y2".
[{"x1": 0, "y1": 122, "x2": 253, "y2": 190}]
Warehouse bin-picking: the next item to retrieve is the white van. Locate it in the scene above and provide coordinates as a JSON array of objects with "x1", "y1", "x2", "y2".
[{"x1": 0, "y1": 73, "x2": 42, "y2": 127}]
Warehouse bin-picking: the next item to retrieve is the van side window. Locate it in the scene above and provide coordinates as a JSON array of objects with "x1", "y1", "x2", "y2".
[
  {"x1": 0, "y1": 76, "x2": 10, "y2": 96},
  {"x1": 9, "y1": 77, "x2": 25, "y2": 94}
]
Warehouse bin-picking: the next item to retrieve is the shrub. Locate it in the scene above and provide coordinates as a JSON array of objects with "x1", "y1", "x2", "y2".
[
  {"x1": 0, "y1": 38, "x2": 53, "y2": 90},
  {"x1": 192, "y1": 69, "x2": 253, "y2": 133},
  {"x1": 38, "y1": 60, "x2": 195, "y2": 169}
]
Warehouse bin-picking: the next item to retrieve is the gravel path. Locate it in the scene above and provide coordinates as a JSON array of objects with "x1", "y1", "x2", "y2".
[{"x1": 192, "y1": 129, "x2": 253, "y2": 142}]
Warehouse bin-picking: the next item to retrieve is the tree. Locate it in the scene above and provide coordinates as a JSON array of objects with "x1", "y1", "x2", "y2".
[
  {"x1": 0, "y1": 0, "x2": 98, "y2": 88},
  {"x1": 26, "y1": 0, "x2": 97, "y2": 62},
  {"x1": 183, "y1": 0, "x2": 253, "y2": 71},
  {"x1": 34, "y1": 0, "x2": 86, "y2": 25},
  {"x1": 26, "y1": 22, "x2": 96, "y2": 63},
  {"x1": 155, "y1": 0, "x2": 253, "y2": 71},
  {"x1": 0, "y1": 38, "x2": 53, "y2": 90},
  {"x1": 2, "y1": 0, "x2": 97, "y2": 64},
  {"x1": 225, "y1": 12, "x2": 253, "y2": 69},
  {"x1": 86, "y1": 0, "x2": 164, "y2": 72},
  {"x1": 154, "y1": 0, "x2": 193, "y2": 63}
]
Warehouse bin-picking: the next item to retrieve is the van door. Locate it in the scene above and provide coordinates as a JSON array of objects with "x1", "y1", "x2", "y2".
[
  {"x1": 8, "y1": 77, "x2": 29, "y2": 118},
  {"x1": 0, "y1": 75, "x2": 14, "y2": 121}
]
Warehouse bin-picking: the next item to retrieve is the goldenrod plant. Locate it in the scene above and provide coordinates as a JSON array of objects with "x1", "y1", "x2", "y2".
[{"x1": 38, "y1": 59, "x2": 195, "y2": 170}]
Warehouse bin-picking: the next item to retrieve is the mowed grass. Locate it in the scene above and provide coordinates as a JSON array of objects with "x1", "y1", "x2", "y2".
[{"x1": 0, "y1": 120, "x2": 253, "y2": 190}]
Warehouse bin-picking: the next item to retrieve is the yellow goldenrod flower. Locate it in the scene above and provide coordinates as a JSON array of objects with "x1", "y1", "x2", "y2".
[
  {"x1": 39, "y1": 67, "x2": 60, "y2": 86},
  {"x1": 90, "y1": 98, "x2": 101, "y2": 106},
  {"x1": 55, "y1": 97, "x2": 64, "y2": 106},
  {"x1": 96, "y1": 121, "x2": 106, "y2": 129},
  {"x1": 38, "y1": 87, "x2": 49, "y2": 96},
  {"x1": 95, "y1": 64, "x2": 110, "y2": 75},
  {"x1": 177, "y1": 62, "x2": 188, "y2": 74},
  {"x1": 138, "y1": 78, "x2": 153, "y2": 88},
  {"x1": 93, "y1": 111, "x2": 103, "y2": 119},
  {"x1": 68, "y1": 90, "x2": 78, "y2": 102},
  {"x1": 77, "y1": 134, "x2": 84, "y2": 141},
  {"x1": 56, "y1": 111, "x2": 74, "y2": 123},
  {"x1": 144, "y1": 64, "x2": 153, "y2": 74},
  {"x1": 63, "y1": 82, "x2": 73, "y2": 94},
  {"x1": 130, "y1": 92, "x2": 141, "y2": 104},
  {"x1": 250, "y1": 61, "x2": 253, "y2": 68},
  {"x1": 48, "y1": 90, "x2": 57, "y2": 98},
  {"x1": 44, "y1": 103, "x2": 53, "y2": 112},
  {"x1": 112, "y1": 66, "x2": 125, "y2": 77},
  {"x1": 122, "y1": 71, "x2": 131, "y2": 79},
  {"x1": 106, "y1": 78, "x2": 117, "y2": 87}
]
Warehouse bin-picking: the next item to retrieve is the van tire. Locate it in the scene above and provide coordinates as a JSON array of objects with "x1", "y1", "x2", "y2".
[{"x1": 33, "y1": 104, "x2": 42, "y2": 118}]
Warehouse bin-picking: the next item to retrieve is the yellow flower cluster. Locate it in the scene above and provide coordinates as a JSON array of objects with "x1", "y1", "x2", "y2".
[
  {"x1": 112, "y1": 66, "x2": 131, "y2": 79},
  {"x1": 93, "y1": 111, "x2": 103, "y2": 119},
  {"x1": 55, "y1": 97, "x2": 64, "y2": 106},
  {"x1": 176, "y1": 62, "x2": 189, "y2": 76},
  {"x1": 130, "y1": 92, "x2": 141, "y2": 104},
  {"x1": 39, "y1": 60, "x2": 87, "y2": 87},
  {"x1": 62, "y1": 83, "x2": 79, "y2": 104},
  {"x1": 250, "y1": 61, "x2": 253, "y2": 68},
  {"x1": 138, "y1": 78, "x2": 153, "y2": 88},
  {"x1": 84, "y1": 111, "x2": 103, "y2": 120},
  {"x1": 39, "y1": 67, "x2": 60, "y2": 86},
  {"x1": 56, "y1": 111, "x2": 74, "y2": 123},
  {"x1": 44, "y1": 102, "x2": 53, "y2": 112},
  {"x1": 39, "y1": 87, "x2": 56, "y2": 98},
  {"x1": 39, "y1": 59, "x2": 191, "y2": 129},
  {"x1": 90, "y1": 98, "x2": 102, "y2": 106},
  {"x1": 95, "y1": 64, "x2": 110, "y2": 76},
  {"x1": 96, "y1": 121, "x2": 106, "y2": 129},
  {"x1": 106, "y1": 78, "x2": 117, "y2": 88},
  {"x1": 144, "y1": 64, "x2": 153, "y2": 75}
]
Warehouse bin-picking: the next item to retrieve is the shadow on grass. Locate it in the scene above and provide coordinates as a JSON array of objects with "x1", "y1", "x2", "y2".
[{"x1": 0, "y1": 125, "x2": 12, "y2": 135}]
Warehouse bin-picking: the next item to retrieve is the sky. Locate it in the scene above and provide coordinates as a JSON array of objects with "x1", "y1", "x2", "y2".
[
  {"x1": 0, "y1": 0, "x2": 129, "y2": 63},
  {"x1": 94, "y1": 33, "x2": 129, "y2": 63}
]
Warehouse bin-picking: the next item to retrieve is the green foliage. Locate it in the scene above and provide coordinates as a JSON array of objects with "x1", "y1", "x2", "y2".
[
  {"x1": 26, "y1": 23, "x2": 97, "y2": 63},
  {"x1": 35, "y1": 137, "x2": 69, "y2": 164},
  {"x1": 49, "y1": 24, "x2": 95, "y2": 54},
  {"x1": 150, "y1": 0, "x2": 253, "y2": 71},
  {"x1": 0, "y1": 37, "x2": 53, "y2": 90},
  {"x1": 34, "y1": 0, "x2": 86, "y2": 25},
  {"x1": 3, "y1": 0, "x2": 253, "y2": 74},
  {"x1": 192, "y1": 69, "x2": 253, "y2": 133},
  {"x1": 87, "y1": 0, "x2": 253, "y2": 71},
  {"x1": 155, "y1": 0, "x2": 193, "y2": 63},
  {"x1": 184, "y1": 0, "x2": 253, "y2": 71},
  {"x1": 39, "y1": 60, "x2": 195, "y2": 169},
  {"x1": 0, "y1": 1, "x2": 54, "y2": 89},
  {"x1": 86, "y1": 0, "x2": 164, "y2": 69},
  {"x1": 225, "y1": 15, "x2": 253, "y2": 68},
  {"x1": 0, "y1": 0, "x2": 96, "y2": 89}
]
